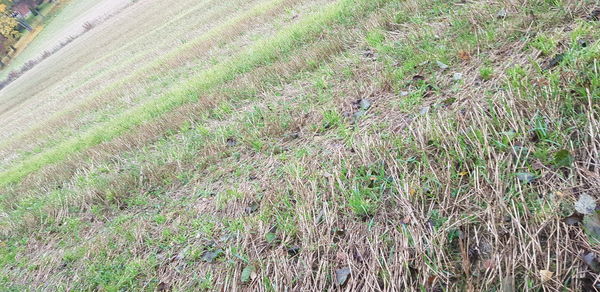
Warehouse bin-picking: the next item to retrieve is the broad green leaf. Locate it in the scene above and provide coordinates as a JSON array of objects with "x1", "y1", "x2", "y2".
[
  {"x1": 553, "y1": 149, "x2": 573, "y2": 168},
  {"x1": 201, "y1": 249, "x2": 224, "y2": 263},
  {"x1": 584, "y1": 212, "x2": 600, "y2": 244},
  {"x1": 516, "y1": 172, "x2": 536, "y2": 184},
  {"x1": 241, "y1": 265, "x2": 257, "y2": 283}
]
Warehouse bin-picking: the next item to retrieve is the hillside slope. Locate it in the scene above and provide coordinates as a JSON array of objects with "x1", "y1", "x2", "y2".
[
  {"x1": 0, "y1": 0, "x2": 129, "y2": 80},
  {"x1": 0, "y1": 0, "x2": 599, "y2": 290}
]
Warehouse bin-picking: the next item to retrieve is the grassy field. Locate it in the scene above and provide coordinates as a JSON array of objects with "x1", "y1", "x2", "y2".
[
  {"x1": 0, "y1": 0, "x2": 599, "y2": 290},
  {"x1": 0, "y1": 0, "x2": 118, "y2": 79}
]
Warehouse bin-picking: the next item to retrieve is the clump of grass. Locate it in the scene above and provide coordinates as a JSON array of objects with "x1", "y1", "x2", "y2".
[
  {"x1": 479, "y1": 66, "x2": 493, "y2": 81},
  {"x1": 529, "y1": 33, "x2": 557, "y2": 55}
]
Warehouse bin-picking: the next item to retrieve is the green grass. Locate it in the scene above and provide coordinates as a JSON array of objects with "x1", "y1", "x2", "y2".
[{"x1": 479, "y1": 66, "x2": 493, "y2": 81}]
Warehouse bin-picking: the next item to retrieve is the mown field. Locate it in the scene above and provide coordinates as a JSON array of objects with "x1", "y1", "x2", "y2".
[
  {"x1": 0, "y1": 0, "x2": 126, "y2": 80},
  {"x1": 0, "y1": 0, "x2": 599, "y2": 290}
]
